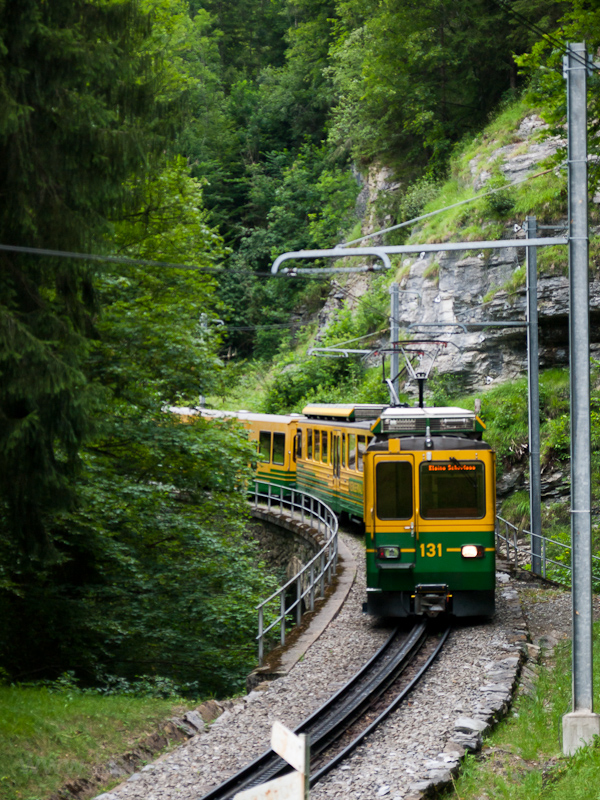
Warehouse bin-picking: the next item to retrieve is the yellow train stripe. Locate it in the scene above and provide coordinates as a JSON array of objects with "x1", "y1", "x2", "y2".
[
  {"x1": 401, "y1": 548, "x2": 416, "y2": 553},
  {"x1": 366, "y1": 549, "x2": 376, "y2": 553},
  {"x1": 485, "y1": 547, "x2": 495, "y2": 552},
  {"x1": 446, "y1": 548, "x2": 461, "y2": 552}
]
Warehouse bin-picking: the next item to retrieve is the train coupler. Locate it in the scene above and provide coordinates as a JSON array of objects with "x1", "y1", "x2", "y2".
[{"x1": 413, "y1": 584, "x2": 450, "y2": 617}]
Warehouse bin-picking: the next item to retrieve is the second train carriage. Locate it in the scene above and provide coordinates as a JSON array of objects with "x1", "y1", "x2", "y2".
[{"x1": 294, "y1": 404, "x2": 386, "y2": 517}]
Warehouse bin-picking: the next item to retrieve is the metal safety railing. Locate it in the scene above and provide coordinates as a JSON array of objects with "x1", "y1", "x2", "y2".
[
  {"x1": 495, "y1": 515, "x2": 600, "y2": 584},
  {"x1": 250, "y1": 481, "x2": 339, "y2": 666}
]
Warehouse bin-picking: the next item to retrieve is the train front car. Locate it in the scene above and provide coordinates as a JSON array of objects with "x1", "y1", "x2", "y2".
[{"x1": 363, "y1": 407, "x2": 496, "y2": 619}]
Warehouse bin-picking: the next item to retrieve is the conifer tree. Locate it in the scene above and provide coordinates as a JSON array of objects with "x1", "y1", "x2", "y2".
[{"x1": 0, "y1": 0, "x2": 164, "y2": 558}]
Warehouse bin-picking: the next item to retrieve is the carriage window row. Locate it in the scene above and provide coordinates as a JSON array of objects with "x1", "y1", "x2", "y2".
[{"x1": 298, "y1": 429, "x2": 370, "y2": 472}]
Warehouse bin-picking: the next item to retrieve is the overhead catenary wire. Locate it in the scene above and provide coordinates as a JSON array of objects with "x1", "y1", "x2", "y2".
[
  {"x1": 313, "y1": 327, "x2": 390, "y2": 349},
  {"x1": 0, "y1": 243, "x2": 225, "y2": 273},
  {"x1": 0, "y1": 242, "x2": 332, "y2": 279},
  {"x1": 223, "y1": 322, "x2": 296, "y2": 331}
]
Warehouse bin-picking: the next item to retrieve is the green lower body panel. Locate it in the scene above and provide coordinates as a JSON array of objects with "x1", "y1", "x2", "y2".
[
  {"x1": 296, "y1": 469, "x2": 363, "y2": 517},
  {"x1": 366, "y1": 528, "x2": 495, "y2": 618},
  {"x1": 365, "y1": 589, "x2": 495, "y2": 618},
  {"x1": 255, "y1": 469, "x2": 296, "y2": 496}
]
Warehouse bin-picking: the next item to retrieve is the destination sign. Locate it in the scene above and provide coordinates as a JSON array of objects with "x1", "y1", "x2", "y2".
[{"x1": 427, "y1": 464, "x2": 476, "y2": 472}]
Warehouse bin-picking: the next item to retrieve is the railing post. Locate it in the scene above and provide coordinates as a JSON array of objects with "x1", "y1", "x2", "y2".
[
  {"x1": 251, "y1": 482, "x2": 339, "y2": 666},
  {"x1": 333, "y1": 533, "x2": 338, "y2": 575},
  {"x1": 258, "y1": 606, "x2": 264, "y2": 666},
  {"x1": 320, "y1": 552, "x2": 325, "y2": 597},
  {"x1": 514, "y1": 525, "x2": 518, "y2": 569},
  {"x1": 296, "y1": 575, "x2": 302, "y2": 625},
  {"x1": 543, "y1": 536, "x2": 547, "y2": 579},
  {"x1": 530, "y1": 529, "x2": 533, "y2": 567}
]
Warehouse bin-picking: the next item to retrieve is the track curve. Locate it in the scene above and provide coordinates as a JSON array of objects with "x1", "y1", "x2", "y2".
[{"x1": 198, "y1": 622, "x2": 450, "y2": 800}]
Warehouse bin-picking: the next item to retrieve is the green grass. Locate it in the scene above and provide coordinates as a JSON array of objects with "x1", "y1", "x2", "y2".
[
  {"x1": 440, "y1": 621, "x2": 600, "y2": 800},
  {"x1": 502, "y1": 265, "x2": 527, "y2": 299},
  {"x1": 455, "y1": 95, "x2": 535, "y2": 175},
  {"x1": 0, "y1": 686, "x2": 187, "y2": 800},
  {"x1": 500, "y1": 490, "x2": 531, "y2": 527},
  {"x1": 431, "y1": 368, "x2": 573, "y2": 476},
  {"x1": 423, "y1": 261, "x2": 440, "y2": 283}
]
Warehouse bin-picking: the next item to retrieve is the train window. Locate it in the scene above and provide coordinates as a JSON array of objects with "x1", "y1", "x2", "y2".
[
  {"x1": 348, "y1": 434, "x2": 356, "y2": 469},
  {"x1": 295, "y1": 430, "x2": 302, "y2": 461},
  {"x1": 376, "y1": 462, "x2": 413, "y2": 519},
  {"x1": 419, "y1": 462, "x2": 486, "y2": 519},
  {"x1": 357, "y1": 436, "x2": 367, "y2": 472},
  {"x1": 341, "y1": 433, "x2": 346, "y2": 468},
  {"x1": 273, "y1": 432, "x2": 285, "y2": 465},
  {"x1": 259, "y1": 431, "x2": 271, "y2": 463},
  {"x1": 321, "y1": 430, "x2": 328, "y2": 463},
  {"x1": 314, "y1": 429, "x2": 321, "y2": 461},
  {"x1": 307, "y1": 429, "x2": 313, "y2": 459}
]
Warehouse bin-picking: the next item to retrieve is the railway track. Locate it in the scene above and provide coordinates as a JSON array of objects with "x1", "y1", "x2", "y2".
[{"x1": 199, "y1": 621, "x2": 450, "y2": 800}]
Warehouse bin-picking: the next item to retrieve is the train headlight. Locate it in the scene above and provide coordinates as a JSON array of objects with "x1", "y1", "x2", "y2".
[
  {"x1": 377, "y1": 546, "x2": 400, "y2": 559},
  {"x1": 461, "y1": 545, "x2": 485, "y2": 559}
]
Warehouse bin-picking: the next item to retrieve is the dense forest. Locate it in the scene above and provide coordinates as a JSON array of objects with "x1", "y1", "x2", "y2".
[{"x1": 1, "y1": 0, "x2": 600, "y2": 697}]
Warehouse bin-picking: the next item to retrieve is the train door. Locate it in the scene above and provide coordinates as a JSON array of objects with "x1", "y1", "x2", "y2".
[
  {"x1": 331, "y1": 431, "x2": 342, "y2": 508},
  {"x1": 373, "y1": 454, "x2": 416, "y2": 568}
]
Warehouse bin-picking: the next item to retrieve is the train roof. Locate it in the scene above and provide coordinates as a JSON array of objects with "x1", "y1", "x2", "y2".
[
  {"x1": 371, "y1": 406, "x2": 486, "y2": 435},
  {"x1": 302, "y1": 403, "x2": 388, "y2": 421},
  {"x1": 169, "y1": 407, "x2": 301, "y2": 424},
  {"x1": 297, "y1": 416, "x2": 374, "y2": 431},
  {"x1": 236, "y1": 411, "x2": 301, "y2": 424}
]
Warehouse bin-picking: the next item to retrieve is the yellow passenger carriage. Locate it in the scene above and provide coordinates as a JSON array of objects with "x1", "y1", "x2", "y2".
[{"x1": 294, "y1": 404, "x2": 386, "y2": 517}]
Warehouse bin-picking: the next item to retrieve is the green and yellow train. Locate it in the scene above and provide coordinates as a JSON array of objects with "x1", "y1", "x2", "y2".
[{"x1": 185, "y1": 401, "x2": 496, "y2": 619}]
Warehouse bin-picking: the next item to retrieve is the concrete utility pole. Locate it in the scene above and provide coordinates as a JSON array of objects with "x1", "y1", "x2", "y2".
[
  {"x1": 525, "y1": 216, "x2": 542, "y2": 575},
  {"x1": 390, "y1": 283, "x2": 400, "y2": 399},
  {"x1": 562, "y1": 41, "x2": 600, "y2": 755}
]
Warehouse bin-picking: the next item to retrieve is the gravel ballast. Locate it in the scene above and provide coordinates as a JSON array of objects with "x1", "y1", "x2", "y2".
[{"x1": 95, "y1": 533, "x2": 561, "y2": 800}]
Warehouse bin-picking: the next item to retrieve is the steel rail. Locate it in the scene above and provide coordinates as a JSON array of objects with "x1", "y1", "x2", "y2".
[
  {"x1": 197, "y1": 622, "x2": 449, "y2": 800},
  {"x1": 310, "y1": 625, "x2": 450, "y2": 784},
  {"x1": 306, "y1": 624, "x2": 429, "y2": 758},
  {"x1": 197, "y1": 627, "x2": 401, "y2": 800}
]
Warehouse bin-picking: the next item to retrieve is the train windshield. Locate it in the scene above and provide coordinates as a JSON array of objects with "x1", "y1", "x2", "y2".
[
  {"x1": 376, "y1": 461, "x2": 413, "y2": 519},
  {"x1": 419, "y1": 461, "x2": 485, "y2": 519}
]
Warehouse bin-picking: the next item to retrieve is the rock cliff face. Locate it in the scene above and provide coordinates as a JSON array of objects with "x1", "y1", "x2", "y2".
[
  {"x1": 322, "y1": 113, "x2": 600, "y2": 395},
  {"x1": 470, "y1": 114, "x2": 564, "y2": 188},
  {"x1": 395, "y1": 247, "x2": 600, "y2": 395}
]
